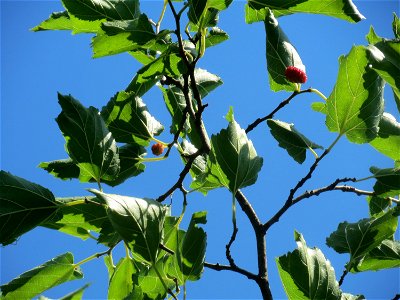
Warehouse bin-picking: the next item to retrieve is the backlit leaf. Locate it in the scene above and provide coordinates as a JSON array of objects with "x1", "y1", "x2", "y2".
[
  {"x1": 108, "y1": 257, "x2": 138, "y2": 299},
  {"x1": 0, "y1": 171, "x2": 57, "y2": 246},
  {"x1": 267, "y1": 119, "x2": 323, "y2": 164},
  {"x1": 0, "y1": 253, "x2": 83, "y2": 300},
  {"x1": 326, "y1": 207, "x2": 399, "y2": 268},
  {"x1": 277, "y1": 231, "x2": 343, "y2": 300},
  {"x1": 325, "y1": 46, "x2": 384, "y2": 143},
  {"x1": 246, "y1": 0, "x2": 364, "y2": 24},
  {"x1": 59, "y1": 284, "x2": 90, "y2": 300},
  {"x1": 56, "y1": 93, "x2": 120, "y2": 183},
  {"x1": 90, "y1": 190, "x2": 168, "y2": 264},
  {"x1": 264, "y1": 9, "x2": 304, "y2": 92},
  {"x1": 101, "y1": 91, "x2": 163, "y2": 146}
]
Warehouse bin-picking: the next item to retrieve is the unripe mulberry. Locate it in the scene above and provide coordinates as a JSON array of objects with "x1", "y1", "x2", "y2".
[
  {"x1": 151, "y1": 143, "x2": 165, "y2": 156},
  {"x1": 285, "y1": 66, "x2": 307, "y2": 83}
]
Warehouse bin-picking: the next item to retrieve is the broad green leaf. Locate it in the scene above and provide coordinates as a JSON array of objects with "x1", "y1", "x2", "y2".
[
  {"x1": 369, "y1": 112, "x2": 400, "y2": 161},
  {"x1": 129, "y1": 49, "x2": 156, "y2": 65},
  {"x1": 101, "y1": 91, "x2": 163, "y2": 146},
  {"x1": 325, "y1": 46, "x2": 384, "y2": 143},
  {"x1": 192, "y1": 109, "x2": 263, "y2": 193},
  {"x1": 0, "y1": 253, "x2": 83, "y2": 300},
  {"x1": 188, "y1": 0, "x2": 231, "y2": 28},
  {"x1": 0, "y1": 171, "x2": 57, "y2": 246},
  {"x1": 393, "y1": 13, "x2": 400, "y2": 39},
  {"x1": 367, "y1": 196, "x2": 391, "y2": 217},
  {"x1": 40, "y1": 196, "x2": 110, "y2": 242},
  {"x1": 267, "y1": 119, "x2": 323, "y2": 164},
  {"x1": 370, "y1": 166, "x2": 400, "y2": 197},
  {"x1": 326, "y1": 207, "x2": 399, "y2": 268},
  {"x1": 31, "y1": 11, "x2": 102, "y2": 34},
  {"x1": 108, "y1": 257, "x2": 139, "y2": 299},
  {"x1": 62, "y1": 0, "x2": 140, "y2": 21},
  {"x1": 181, "y1": 211, "x2": 207, "y2": 281},
  {"x1": 366, "y1": 29, "x2": 400, "y2": 113},
  {"x1": 246, "y1": 0, "x2": 364, "y2": 24},
  {"x1": 92, "y1": 14, "x2": 158, "y2": 58},
  {"x1": 39, "y1": 159, "x2": 80, "y2": 180},
  {"x1": 264, "y1": 9, "x2": 304, "y2": 92},
  {"x1": 90, "y1": 190, "x2": 168, "y2": 264},
  {"x1": 56, "y1": 93, "x2": 120, "y2": 183},
  {"x1": 311, "y1": 102, "x2": 327, "y2": 114},
  {"x1": 276, "y1": 231, "x2": 342, "y2": 300},
  {"x1": 59, "y1": 284, "x2": 90, "y2": 300},
  {"x1": 352, "y1": 239, "x2": 400, "y2": 272},
  {"x1": 205, "y1": 27, "x2": 229, "y2": 48}
]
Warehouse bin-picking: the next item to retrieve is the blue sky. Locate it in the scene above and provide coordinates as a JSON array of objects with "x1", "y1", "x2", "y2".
[{"x1": 1, "y1": 0, "x2": 399, "y2": 299}]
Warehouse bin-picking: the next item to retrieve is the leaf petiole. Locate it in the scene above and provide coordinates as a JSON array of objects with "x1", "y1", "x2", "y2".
[{"x1": 310, "y1": 88, "x2": 328, "y2": 101}]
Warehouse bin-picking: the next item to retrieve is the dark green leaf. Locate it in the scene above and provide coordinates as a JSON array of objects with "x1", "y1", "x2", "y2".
[
  {"x1": 40, "y1": 196, "x2": 110, "y2": 242},
  {"x1": 39, "y1": 159, "x2": 80, "y2": 180},
  {"x1": 0, "y1": 253, "x2": 83, "y2": 299},
  {"x1": 108, "y1": 257, "x2": 138, "y2": 299},
  {"x1": 246, "y1": 0, "x2": 364, "y2": 24},
  {"x1": 353, "y1": 239, "x2": 400, "y2": 272},
  {"x1": 325, "y1": 46, "x2": 384, "y2": 143},
  {"x1": 370, "y1": 166, "x2": 400, "y2": 197},
  {"x1": 205, "y1": 27, "x2": 229, "y2": 48},
  {"x1": 326, "y1": 207, "x2": 399, "y2": 268},
  {"x1": 59, "y1": 284, "x2": 90, "y2": 300},
  {"x1": 264, "y1": 9, "x2": 304, "y2": 92},
  {"x1": 367, "y1": 196, "x2": 391, "y2": 217},
  {"x1": 56, "y1": 93, "x2": 120, "y2": 183},
  {"x1": 90, "y1": 190, "x2": 168, "y2": 264},
  {"x1": 61, "y1": 0, "x2": 140, "y2": 21},
  {"x1": 192, "y1": 109, "x2": 263, "y2": 193},
  {"x1": 181, "y1": 211, "x2": 207, "y2": 281},
  {"x1": 276, "y1": 231, "x2": 342, "y2": 300},
  {"x1": 267, "y1": 119, "x2": 323, "y2": 164},
  {"x1": 369, "y1": 112, "x2": 400, "y2": 161},
  {"x1": 92, "y1": 14, "x2": 157, "y2": 58},
  {"x1": 393, "y1": 13, "x2": 400, "y2": 39},
  {"x1": 0, "y1": 171, "x2": 57, "y2": 246},
  {"x1": 101, "y1": 91, "x2": 163, "y2": 146}
]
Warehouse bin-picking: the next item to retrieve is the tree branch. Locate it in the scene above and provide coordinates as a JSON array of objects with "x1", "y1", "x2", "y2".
[
  {"x1": 245, "y1": 89, "x2": 312, "y2": 134},
  {"x1": 204, "y1": 262, "x2": 258, "y2": 281}
]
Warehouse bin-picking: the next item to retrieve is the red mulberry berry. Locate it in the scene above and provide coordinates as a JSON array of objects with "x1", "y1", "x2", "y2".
[
  {"x1": 151, "y1": 143, "x2": 165, "y2": 156},
  {"x1": 285, "y1": 66, "x2": 307, "y2": 83}
]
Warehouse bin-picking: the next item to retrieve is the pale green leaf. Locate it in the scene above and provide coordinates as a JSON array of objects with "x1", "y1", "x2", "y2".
[
  {"x1": 267, "y1": 119, "x2": 323, "y2": 164},
  {"x1": 0, "y1": 171, "x2": 57, "y2": 246},
  {"x1": 0, "y1": 253, "x2": 83, "y2": 300},
  {"x1": 325, "y1": 46, "x2": 384, "y2": 143},
  {"x1": 59, "y1": 284, "x2": 90, "y2": 300}
]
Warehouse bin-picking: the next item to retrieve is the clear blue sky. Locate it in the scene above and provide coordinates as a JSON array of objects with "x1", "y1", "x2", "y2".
[{"x1": 1, "y1": 0, "x2": 399, "y2": 299}]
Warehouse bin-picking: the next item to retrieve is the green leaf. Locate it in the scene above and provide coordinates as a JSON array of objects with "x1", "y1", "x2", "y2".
[
  {"x1": 352, "y1": 239, "x2": 400, "y2": 272},
  {"x1": 325, "y1": 46, "x2": 384, "y2": 143},
  {"x1": 61, "y1": 0, "x2": 140, "y2": 22},
  {"x1": 370, "y1": 166, "x2": 400, "y2": 197},
  {"x1": 180, "y1": 140, "x2": 207, "y2": 178},
  {"x1": 267, "y1": 119, "x2": 323, "y2": 164},
  {"x1": 56, "y1": 93, "x2": 120, "y2": 183},
  {"x1": 192, "y1": 109, "x2": 263, "y2": 193},
  {"x1": 369, "y1": 112, "x2": 400, "y2": 161},
  {"x1": 205, "y1": 27, "x2": 229, "y2": 48},
  {"x1": 393, "y1": 13, "x2": 400, "y2": 39},
  {"x1": 101, "y1": 91, "x2": 163, "y2": 146},
  {"x1": 31, "y1": 11, "x2": 102, "y2": 34},
  {"x1": 246, "y1": 0, "x2": 364, "y2": 24},
  {"x1": 92, "y1": 14, "x2": 157, "y2": 58},
  {"x1": 367, "y1": 196, "x2": 391, "y2": 217},
  {"x1": 108, "y1": 257, "x2": 138, "y2": 299},
  {"x1": 39, "y1": 159, "x2": 80, "y2": 180},
  {"x1": 0, "y1": 171, "x2": 58, "y2": 246},
  {"x1": 181, "y1": 211, "x2": 207, "y2": 281},
  {"x1": 326, "y1": 207, "x2": 399, "y2": 268},
  {"x1": 40, "y1": 196, "x2": 110, "y2": 242},
  {"x1": 90, "y1": 190, "x2": 168, "y2": 264},
  {"x1": 276, "y1": 231, "x2": 342, "y2": 300},
  {"x1": 188, "y1": 0, "x2": 231, "y2": 28},
  {"x1": 311, "y1": 102, "x2": 327, "y2": 114},
  {"x1": 59, "y1": 284, "x2": 90, "y2": 300},
  {"x1": 0, "y1": 253, "x2": 83, "y2": 300},
  {"x1": 264, "y1": 9, "x2": 304, "y2": 92}
]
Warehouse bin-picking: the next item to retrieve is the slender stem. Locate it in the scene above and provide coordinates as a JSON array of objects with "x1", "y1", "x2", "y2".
[
  {"x1": 338, "y1": 269, "x2": 349, "y2": 286},
  {"x1": 155, "y1": 0, "x2": 168, "y2": 34},
  {"x1": 310, "y1": 88, "x2": 328, "y2": 101},
  {"x1": 204, "y1": 262, "x2": 258, "y2": 280},
  {"x1": 75, "y1": 246, "x2": 114, "y2": 266},
  {"x1": 140, "y1": 156, "x2": 168, "y2": 163}
]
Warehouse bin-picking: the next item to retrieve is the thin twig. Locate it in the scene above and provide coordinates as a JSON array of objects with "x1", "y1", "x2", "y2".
[
  {"x1": 338, "y1": 269, "x2": 348, "y2": 286},
  {"x1": 245, "y1": 89, "x2": 312, "y2": 133},
  {"x1": 204, "y1": 262, "x2": 258, "y2": 280},
  {"x1": 225, "y1": 226, "x2": 239, "y2": 267}
]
